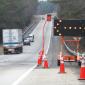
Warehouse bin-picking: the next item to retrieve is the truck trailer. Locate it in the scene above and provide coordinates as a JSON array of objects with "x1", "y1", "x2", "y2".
[{"x1": 3, "y1": 29, "x2": 23, "y2": 54}]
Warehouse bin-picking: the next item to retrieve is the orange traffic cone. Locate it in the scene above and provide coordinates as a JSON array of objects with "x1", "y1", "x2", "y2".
[
  {"x1": 59, "y1": 57, "x2": 66, "y2": 73},
  {"x1": 42, "y1": 54, "x2": 48, "y2": 68},
  {"x1": 79, "y1": 67, "x2": 85, "y2": 80},
  {"x1": 43, "y1": 58, "x2": 48, "y2": 68},
  {"x1": 79, "y1": 56, "x2": 85, "y2": 80},
  {"x1": 37, "y1": 57, "x2": 42, "y2": 65},
  {"x1": 37, "y1": 50, "x2": 44, "y2": 66}
]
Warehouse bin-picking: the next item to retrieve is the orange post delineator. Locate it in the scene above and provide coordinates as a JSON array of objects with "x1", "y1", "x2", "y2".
[
  {"x1": 39, "y1": 50, "x2": 44, "y2": 56},
  {"x1": 37, "y1": 19, "x2": 46, "y2": 66},
  {"x1": 79, "y1": 55, "x2": 85, "y2": 80}
]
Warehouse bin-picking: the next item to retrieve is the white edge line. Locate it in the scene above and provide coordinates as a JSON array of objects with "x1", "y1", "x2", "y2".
[
  {"x1": 31, "y1": 20, "x2": 42, "y2": 35},
  {"x1": 12, "y1": 20, "x2": 51, "y2": 85},
  {"x1": 12, "y1": 64, "x2": 37, "y2": 85},
  {"x1": 46, "y1": 21, "x2": 52, "y2": 55}
]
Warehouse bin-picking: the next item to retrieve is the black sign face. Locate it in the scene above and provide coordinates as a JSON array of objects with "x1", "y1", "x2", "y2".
[{"x1": 53, "y1": 19, "x2": 85, "y2": 36}]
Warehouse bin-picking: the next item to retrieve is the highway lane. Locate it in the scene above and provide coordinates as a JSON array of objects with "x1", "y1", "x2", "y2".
[{"x1": 0, "y1": 18, "x2": 52, "y2": 85}]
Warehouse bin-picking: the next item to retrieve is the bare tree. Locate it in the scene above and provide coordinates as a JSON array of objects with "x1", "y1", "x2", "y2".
[
  {"x1": 57, "y1": 0, "x2": 85, "y2": 52},
  {"x1": 0, "y1": 0, "x2": 37, "y2": 29},
  {"x1": 58, "y1": 0, "x2": 85, "y2": 19}
]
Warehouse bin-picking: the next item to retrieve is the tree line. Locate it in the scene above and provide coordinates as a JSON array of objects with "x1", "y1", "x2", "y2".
[
  {"x1": 58, "y1": 0, "x2": 85, "y2": 19},
  {"x1": 0, "y1": 0, "x2": 37, "y2": 29}
]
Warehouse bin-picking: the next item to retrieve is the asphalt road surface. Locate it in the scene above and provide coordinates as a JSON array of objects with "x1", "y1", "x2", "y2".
[
  {"x1": 0, "y1": 18, "x2": 52, "y2": 85},
  {"x1": 0, "y1": 18, "x2": 85, "y2": 85}
]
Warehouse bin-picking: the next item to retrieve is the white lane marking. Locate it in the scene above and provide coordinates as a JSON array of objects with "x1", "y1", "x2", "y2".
[
  {"x1": 45, "y1": 21, "x2": 52, "y2": 55},
  {"x1": 12, "y1": 20, "x2": 44, "y2": 85},
  {"x1": 12, "y1": 64, "x2": 37, "y2": 85},
  {"x1": 31, "y1": 20, "x2": 44, "y2": 35}
]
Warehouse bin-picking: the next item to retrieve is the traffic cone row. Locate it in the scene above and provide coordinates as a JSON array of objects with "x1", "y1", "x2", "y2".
[
  {"x1": 37, "y1": 50, "x2": 49, "y2": 68},
  {"x1": 38, "y1": 51, "x2": 85, "y2": 80},
  {"x1": 58, "y1": 53, "x2": 85, "y2": 80}
]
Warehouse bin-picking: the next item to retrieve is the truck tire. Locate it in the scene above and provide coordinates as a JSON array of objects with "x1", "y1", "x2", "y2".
[
  {"x1": 57, "y1": 60, "x2": 60, "y2": 66},
  {"x1": 28, "y1": 42, "x2": 31, "y2": 46},
  {"x1": 4, "y1": 48, "x2": 8, "y2": 54},
  {"x1": 20, "y1": 47, "x2": 23, "y2": 53},
  {"x1": 15, "y1": 47, "x2": 22, "y2": 54},
  {"x1": 4, "y1": 51, "x2": 7, "y2": 54}
]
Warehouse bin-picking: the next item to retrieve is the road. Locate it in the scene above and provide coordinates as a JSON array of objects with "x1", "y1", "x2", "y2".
[
  {"x1": 0, "y1": 18, "x2": 52, "y2": 85},
  {"x1": 0, "y1": 17, "x2": 85, "y2": 85},
  {"x1": 17, "y1": 35, "x2": 85, "y2": 85}
]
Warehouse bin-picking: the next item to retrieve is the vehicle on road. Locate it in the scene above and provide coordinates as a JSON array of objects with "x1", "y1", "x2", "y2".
[
  {"x1": 3, "y1": 29, "x2": 23, "y2": 54},
  {"x1": 23, "y1": 38, "x2": 31, "y2": 45},
  {"x1": 28, "y1": 34, "x2": 34, "y2": 42},
  {"x1": 47, "y1": 14, "x2": 51, "y2": 21}
]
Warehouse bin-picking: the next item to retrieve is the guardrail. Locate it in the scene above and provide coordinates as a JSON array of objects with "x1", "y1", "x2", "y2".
[
  {"x1": 23, "y1": 19, "x2": 40, "y2": 39},
  {"x1": 23, "y1": 23, "x2": 35, "y2": 36}
]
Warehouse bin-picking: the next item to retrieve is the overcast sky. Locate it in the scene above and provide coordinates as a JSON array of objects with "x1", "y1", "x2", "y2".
[{"x1": 38, "y1": 0, "x2": 47, "y2": 2}]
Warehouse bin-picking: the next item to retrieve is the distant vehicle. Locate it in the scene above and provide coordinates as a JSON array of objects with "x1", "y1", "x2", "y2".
[
  {"x1": 47, "y1": 14, "x2": 51, "y2": 21},
  {"x1": 3, "y1": 29, "x2": 23, "y2": 54},
  {"x1": 28, "y1": 34, "x2": 34, "y2": 42},
  {"x1": 23, "y1": 38, "x2": 30, "y2": 45}
]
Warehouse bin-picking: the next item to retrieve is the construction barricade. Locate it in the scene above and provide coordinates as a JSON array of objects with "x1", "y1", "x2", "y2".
[{"x1": 63, "y1": 55, "x2": 76, "y2": 62}]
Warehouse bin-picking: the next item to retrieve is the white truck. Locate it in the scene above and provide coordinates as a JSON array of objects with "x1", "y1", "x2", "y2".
[{"x1": 3, "y1": 29, "x2": 23, "y2": 54}]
